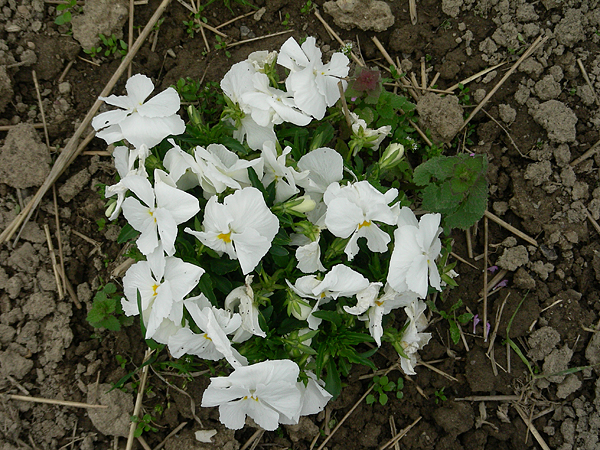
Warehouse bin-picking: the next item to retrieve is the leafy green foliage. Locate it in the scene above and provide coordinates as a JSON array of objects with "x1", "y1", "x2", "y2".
[
  {"x1": 413, "y1": 153, "x2": 488, "y2": 230},
  {"x1": 99, "y1": 33, "x2": 128, "y2": 58},
  {"x1": 366, "y1": 375, "x2": 404, "y2": 405},
  {"x1": 54, "y1": 0, "x2": 78, "y2": 25},
  {"x1": 133, "y1": 413, "x2": 158, "y2": 437},
  {"x1": 87, "y1": 283, "x2": 133, "y2": 331},
  {"x1": 426, "y1": 299, "x2": 473, "y2": 345},
  {"x1": 175, "y1": 77, "x2": 203, "y2": 102},
  {"x1": 434, "y1": 387, "x2": 447, "y2": 403}
]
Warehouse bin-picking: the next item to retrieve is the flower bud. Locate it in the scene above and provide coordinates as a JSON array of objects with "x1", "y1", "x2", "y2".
[
  {"x1": 288, "y1": 195, "x2": 316, "y2": 214},
  {"x1": 286, "y1": 290, "x2": 312, "y2": 321},
  {"x1": 379, "y1": 143, "x2": 405, "y2": 171},
  {"x1": 105, "y1": 198, "x2": 117, "y2": 218}
]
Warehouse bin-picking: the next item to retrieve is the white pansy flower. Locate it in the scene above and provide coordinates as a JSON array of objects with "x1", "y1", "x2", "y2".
[
  {"x1": 324, "y1": 181, "x2": 398, "y2": 260},
  {"x1": 185, "y1": 187, "x2": 279, "y2": 275},
  {"x1": 201, "y1": 359, "x2": 302, "y2": 431},
  {"x1": 92, "y1": 74, "x2": 185, "y2": 148},
  {"x1": 121, "y1": 248, "x2": 204, "y2": 339},
  {"x1": 278, "y1": 37, "x2": 350, "y2": 120},
  {"x1": 398, "y1": 300, "x2": 432, "y2": 375},
  {"x1": 104, "y1": 145, "x2": 147, "y2": 221},
  {"x1": 221, "y1": 60, "x2": 276, "y2": 150},
  {"x1": 281, "y1": 371, "x2": 332, "y2": 425},
  {"x1": 167, "y1": 297, "x2": 247, "y2": 368},
  {"x1": 297, "y1": 147, "x2": 344, "y2": 202},
  {"x1": 121, "y1": 170, "x2": 200, "y2": 256},
  {"x1": 387, "y1": 207, "x2": 443, "y2": 298},
  {"x1": 260, "y1": 142, "x2": 308, "y2": 203},
  {"x1": 224, "y1": 275, "x2": 266, "y2": 342}
]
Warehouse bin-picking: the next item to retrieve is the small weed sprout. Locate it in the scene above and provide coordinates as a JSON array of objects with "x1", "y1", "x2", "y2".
[
  {"x1": 301, "y1": 0, "x2": 314, "y2": 13},
  {"x1": 99, "y1": 33, "x2": 128, "y2": 57},
  {"x1": 132, "y1": 413, "x2": 158, "y2": 438},
  {"x1": 214, "y1": 36, "x2": 231, "y2": 58},
  {"x1": 434, "y1": 387, "x2": 447, "y2": 403},
  {"x1": 366, "y1": 375, "x2": 404, "y2": 406},
  {"x1": 54, "y1": 0, "x2": 79, "y2": 25},
  {"x1": 427, "y1": 298, "x2": 473, "y2": 345}
]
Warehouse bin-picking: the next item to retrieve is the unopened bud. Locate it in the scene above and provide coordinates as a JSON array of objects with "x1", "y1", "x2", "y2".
[
  {"x1": 379, "y1": 143, "x2": 405, "y2": 171},
  {"x1": 105, "y1": 199, "x2": 117, "y2": 219},
  {"x1": 288, "y1": 195, "x2": 316, "y2": 214}
]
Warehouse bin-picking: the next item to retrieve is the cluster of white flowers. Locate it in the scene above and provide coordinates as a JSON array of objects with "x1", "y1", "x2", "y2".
[{"x1": 93, "y1": 37, "x2": 447, "y2": 431}]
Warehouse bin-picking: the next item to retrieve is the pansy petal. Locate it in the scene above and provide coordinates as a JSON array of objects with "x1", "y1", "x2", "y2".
[
  {"x1": 120, "y1": 114, "x2": 186, "y2": 149},
  {"x1": 92, "y1": 109, "x2": 130, "y2": 131},
  {"x1": 95, "y1": 124, "x2": 124, "y2": 145},
  {"x1": 98, "y1": 93, "x2": 136, "y2": 110},
  {"x1": 125, "y1": 74, "x2": 155, "y2": 105},
  {"x1": 155, "y1": 180, "x2": 200, "y2": 223},
  {"x1": 120, "y1": 175, "x2": 155, "y2": 207},
  {"x1": 137, "y1": 87, "x2": 181, "y2": 117}
]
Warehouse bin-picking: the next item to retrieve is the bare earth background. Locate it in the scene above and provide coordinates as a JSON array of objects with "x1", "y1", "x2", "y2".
[{"x1": 1, "y1": 0, "x2": 600, "y2": 448}]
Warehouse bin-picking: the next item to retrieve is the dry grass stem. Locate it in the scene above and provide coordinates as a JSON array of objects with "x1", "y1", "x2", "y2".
[
  {"x1": 450, "y1": 251, "x2": 479, "y2": 270},
  {"x1": 577, "y1": 58, "x2": 600, "y2": 106},
  {"x1": 513, "y1": 404, "x2": 551, "y2": 450},
  {"x1": 486, "y1": 292, "x2": 511, "y2": 375},
  {"x1": 6, "y1": 374, "x2": 31, "y2": 395},
  {"x1": 379, "y1": 416, "x2": 422, "y2": 450},
  {"x1": 570, "y1": 138, "x2": 600, "y2": 167},
  {"x1": 43, "y1": 224, "x2": 64, "y2": 299},
  {"x1": 315, "y1": 363, "x2": 398, "y2": 450},
  {"x1": 461, "y1": 35, "x2": 548, "y2": 130},
  {"x1": 228, "y1": 30, "x2": 294, "y2": 48},
  {"x1": 420, "y1": 57, "x2": 427, "y2": 90},
  {"x1": 125, "y1": 349, "x2": 154, "y2": 450},
  {"x1": 484, "y1": 210, "x2": 538, "y2": 246},
  {"x1": 314, "y1": 10, "x2": 362, "y2": 66},
  {"x1": 0, "y1": 123, "x2": 44, "y2": 131},
  {"x1": 338, "y1": 80, "x2": 352, "y2": 128},
  {"x1": 541, "y1": 299, "x2": 563, "y2": 313},
  {"x1": 455, "y1": 395, "x2": 520, "y2": 401},
  {"x1": 153, "y1": 422, "x2": 188, "y2": 450},
  {"x1": 7, "y1": 394, "x2": 108, "y2": 409},
  {"x1": 478, "y1": 269, "x2": 508, "y2": 297},
  {"x1": 388, "y1": 416, "x2": 400, "y2": 450},
  {"x1": 457, "y1": 321, "x2": 470, "y2": 352},
  {"x1": 58, "y1": 60, "x2": 74, "y2": 84},
  {"x1": 0, "y1": 0, "x2": 173, "y2": 246},
  {"x1": 429, "y1": 72, "x2": 440, "y2": 88},
  {"x1": 52, "y1": 186, "x2": 68, "y2": 302},
  {"x1": 81, "y1": 150, "x2": 112, "y2": 156},
  {"x1": 32, "y1": 70, "x2": 50, "y2": 149},
  {"x1": 481, "y1": 108, "x2": 525, "y2": 157},
  {"x1": 417, "y1": 360, "x2": 458, "y2": 382},
  {"x1": 216, "y1": 10, "x2": 255, "y2": 29},
  {"x1": 586, "y1": 208, "x2": 600, "y2": 235},
  {"x1": 466, "y1": 227, "x2": 473, "y2": 259},
  {"x1": 112, "y1": 257, "x2": 136, "y2": 278},
  {"x1": 384, "y1": 83, "x2": 454, "y2": 94},
  {"x1": 483, "y1": 215, "x2": 489, "y2": 341},
  {"x1": 128, "y1": 0, "x2": 134, "y2": 77},
  {"x1": 240, "y1": 429, "x2": 264, "y2": 450},
  {"x1": 409, "y1": 0, "x2": 417, "y2": 24},
  {"x1": 77, "y1": 55, "x2": 101, "y2": 66},
  {"x1": 137, "y1": 436, "x2": 152, "y2": 450},
  {"x1": 447, "y1": 61, "x2": 506, "y2": 92}
]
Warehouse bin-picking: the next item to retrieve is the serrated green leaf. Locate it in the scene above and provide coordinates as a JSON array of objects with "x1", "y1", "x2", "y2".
[{"x1": 98, "y1": 316, "x2": 121, "y2": 331}]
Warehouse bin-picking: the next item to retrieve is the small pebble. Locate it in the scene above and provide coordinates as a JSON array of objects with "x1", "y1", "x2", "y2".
[{"x1": 58, "y1": 82, "x2": 71, "y2": 95}]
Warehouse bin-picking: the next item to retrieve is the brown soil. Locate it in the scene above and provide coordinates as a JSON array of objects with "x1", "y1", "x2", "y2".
[{"x1": 1, "y1": 0, "x2": 600, "y2": 449}]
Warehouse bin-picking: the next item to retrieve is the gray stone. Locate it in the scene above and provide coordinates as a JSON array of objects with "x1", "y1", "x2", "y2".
[
  {"x1": 496, "y1": 245, "x2": 529, "y2": 271},
  {"x1": 58, "y1": 169, "x2": 91, "y2": 203},
  {"x1": 323, "y1": 0, "x2": 395, "y2": 32},
  {"x1": 524, "y1": 160, "x2": 552, "y2": 186},
  {"x1": 0, "y1": 350, "x2": 34, "y2": 380},
  {"x1": 442, "y1": 0, "x2": 463, "y2": 18},
  {"x1": 23, "y1": 292, "x2": 56, "y2": 320},
  {"x1": 554, "y1": 9, "x2": 585, "y2": 47},
  {"x1": 556, "y1": 374, "x2": 582, "y2": 399},
  {"x1": 534, "y1": 75, "x2": 561, "y2": 101},
  {"x1": 528, "y1": 326, "x2": 560, "y2": 360},
  {"x1": 498, "y1": 104, "x2": 516, "y2": 124},
  {"x1": 0, "y1": 123, "x2": 50, "y2": 189},
  {"x1": 543, "y1": 345, "x2": 573, "y2": 383}
]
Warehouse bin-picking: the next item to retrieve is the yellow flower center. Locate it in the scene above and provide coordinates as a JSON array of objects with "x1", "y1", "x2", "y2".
[
  {"x1": 218, "y1": 232, "x2": 232, "y2": 243},
  {"x1": 375, "y1": 300, "x2": 384, "y2": 306},
  {"x1": 358, "y1": 220, "x2": 371, "y2": 229},
  {"x1": 151, "y1": 283, "x2": 159, "y2": 296}
]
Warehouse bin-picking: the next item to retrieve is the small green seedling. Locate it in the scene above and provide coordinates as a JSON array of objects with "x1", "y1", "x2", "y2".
[
  {"x1": 54, "y1": 0, "x2": 78, "y2": 25},
  {"x1": 132, "y1": 413, "x2": 158, "y2": 437},
  {"x1": 300, "y1": 0, "x2": 314, "y2": 13},
  {"x1": 84, "y1": 45, "x2": 103, "y2": 59},
  {"x1": 99, "y1": 33, "x2": 128, "y2": 57},
  {"x1": 214, "y1": 36, "x2": 231, "y2": 58},
  {"x1": 434, "y1": 387, "x2": 447, "y2": 404},
  {"x1": 366, "y1": 375, "x2": 404, "y2": 406},
  {"x1": 427, "y1": 299, "x2": 474, "y2": 345}
]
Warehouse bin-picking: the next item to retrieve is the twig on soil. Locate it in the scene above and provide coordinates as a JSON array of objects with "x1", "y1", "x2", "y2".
[
  {"x1": 461, "y1": 34, "x2": 548, "y2": 130},
  {"x1": 481, "y1": 108, "x2": 525, "y2": 157},
  {"x1": 486, "y1": 292, "x2": 511, "y2": 376},
  {"x1": 417, "y1": 360, "x2": 458, "y2": 382},
  {"x1": 570, "y1": 138, "x2": 600, "y2": 167},
  {"x1": 465, "y1": 228, "x2": 473, "y2": 259},
  {"x1": 6, "y1": 394, "x2": 108, "y2": 409},
  {"x1": 577, "y1": 58, "x2": 600, "y2": 106},
  {"x1": 77, "y1": 55, "x2": 100, "y2": 66},
  {"x1": 153, "y1": 422, "x2": 188, "y2": 450},
  {"x1": 44, "y1": 224, "x2": 64, "y2": 299},
  {"x1": 136, "y1": 436, "x2": 152, "y2": 450},
  {"x1": 483, "y1": 215, "x2": 489, "y2": 341},
  {"x1": 513, "y1": 404, "x2": 551, "y2": 450},
  {"x1": 52, "y1": 186, "x2": 65, "y2": 299},
  {"x1": 457, "y1": 321, "x2": 470, "y2": 352},
  {"x1": 455, "y1": 395, "x2": 520, "y2": 401},
  {"x1": 450, "y1": 251, "x2": 478, "y2": 270},
  {"x1": 81, "y1": 150, "x2": 112, "y2": 156},
  {"x1": 0, "y1": 123, "x2": 44, "y2": 132},
  {"x1": 6, "y1": 374, "x2": 31, "y2": 395},
  {"x1": 447, "y1": 62, "x2": 506, "y2": 92},
  {"x1": 315, "y1": 363, "x2": 399, "y2": 450},
  {"x1": 478, "y1": 269, "x2": 508, "y2": 297},
  {"x1": 125, "y1": 349, "x2": 154, "y2": 450},
  {"x1": 0, "y1": 0, "x2": 173, "y2": 247},
  {"x1": 314, "y1": 10, "x2": 363, "y2": 66},
  {"x1": 216, "y1": 10, "x2": 255, "y2": 29},
  {"x1": 408, "y1": 0, "x2": 417, "y2": 24},
  {"x1": 379, "y1": 416, "x2": 422, "y2": 450},
  {"x1": 240, "y1": 429, "x2": 264, "y2": 450},
  {"x1": 541, "y1": 299, "x2": 562, "y2": 313},
  {"x1": 383, "y1": 83, "x2": 454, "y2": 94},
  {"x1": 370, "y1": 39, "x2": 417, "y2": 99},
  {"x1": 128, "y1": 0, "x2": 134, "y2": 78},
  {"x1": 586, "y1": 207, "x2": 600, "y2": 236},
  {"x1": 388, "y1": 417, "x2": 400, "y2": 450},
  {"x1": 58, "y1": 60, "x2": 75, "y2": 84},
  {"x1": 227, "y1": 30, "x2": 294, "y2": 48},
  {"x1": 32, "y1": 70, "x2": 51, "y2": 151},
  {"x1": 484, "y1": 210, "x2": 538, "y2": 246},
  {"x1": 429, "y1": 72, "x2": 440, "y2": 88}
]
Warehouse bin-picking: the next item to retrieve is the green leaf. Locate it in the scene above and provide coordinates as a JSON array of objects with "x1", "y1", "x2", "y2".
[
  {"x1": 311, "y1": 310, "x2": 342, "y2": 328},
  {"x1": 457, "y1": 312, "x2": 474, "y2": 325},
  {"x1": 379, "y1": 393, "x2": 388, "y2": 405},
  {"x1": 325, "y1": 359, "x2": 342, "y2": 398},
  {"x1": 97, "y1": 316, "x2": 121, "y2": 331},
  {"x1": 449, "y1": 320, "x2": 461, "y2": 345},
  {"x1": 366, "y1": 394, "x2": 375, "y2": 405},
  {"x1": 117, "y1": 223, "x2": 140, "y2": 243}
]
